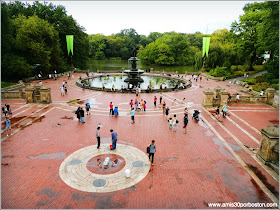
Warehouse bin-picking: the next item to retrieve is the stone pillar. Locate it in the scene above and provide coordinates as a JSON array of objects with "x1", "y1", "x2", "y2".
[
  {"x1": 272, "y1": 91, "x2": 279, "y2": 108},
  {"x1": 265, "y1": 88, "x2": 276, "y2": 105},
  {"x1": 257, "y1": 125, "x2": 279, "y2": 173},
  {"x1": 220, "y1": 89, "x2": 229, "y2": 106},
  {"x1": 39, "y1": 86, "x2": 52, "y2": 104},
  {"x1": 202, "y1": 88, "x2": 214, "y2": 107},
  {"x1": 214, "y1": 86, "x2": 222, "y2": 99},
  {"x1": 25, "y1": 86, "x2": 35, "y2": 103}
]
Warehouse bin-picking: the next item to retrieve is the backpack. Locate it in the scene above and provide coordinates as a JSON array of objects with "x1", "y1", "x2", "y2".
[{"x1": 146, "y1": 145, "x2": 151, "y2": 153}]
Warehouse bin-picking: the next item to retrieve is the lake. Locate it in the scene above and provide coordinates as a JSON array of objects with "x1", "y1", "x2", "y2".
[{"x1": 87, "y1": 59, "x2": 197, "y2": 74}]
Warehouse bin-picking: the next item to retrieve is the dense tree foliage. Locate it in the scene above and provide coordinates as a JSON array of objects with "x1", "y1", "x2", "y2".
[
  {"x1": 1, "y1": 1, "x2": 89, "y2": 81},
  {"x1": 2, "y1": 1, "x2": 278, "y2": 82}
]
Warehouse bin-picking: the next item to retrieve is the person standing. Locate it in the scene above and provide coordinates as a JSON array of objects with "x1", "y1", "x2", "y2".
[
  {"x1": 154, "y1": 96, "x2": 157, "y2": 107},
  {"x1": 3, "y1": 117, "x2": 12, "y2": 136},
  {"x1": 172, "y1": 114, "x2": 177, "y2": 132},
  {"x1": 140, "y1": 99, "x2": 144, "y2": 111},
  {"x1": 102, "y1": 83, "x2": 105, "y2": 90},
  {"x1": 96, "y1": 127, "x2": 101, "y2": 149},
  {"x1": 75, "y1": 107, "x2": 81, "y2": 122},
  {"x1": 110, "y1": 129, "x2": 117, "y2": 150},
  {"x1": 162, "y1": 101, "x2": 166, "y2": 114},
  {"x1": 165, "y1": 107, "x2": 170, "y2": 119},
  {"x1": 130, "y1": 99, "x2": 133, "y2": 108},
  {"x1": 109, "y1": 102, "x2": 114, "y2": 115},
  {"x1": 236, "y1": 93, "x2": 240, "y2": 103},
  {"x1": 86, "y1": 103, "x2": 91, "y2": 115},
  {"x1": 159, "y1": 93, "x2": 163, "y2": 106},
  {"x1": 183, "y1": 112, "x2": 188, "y2": 134},
  {"x1": 173, "y1": 99, "x2": 177, "y2": 106},
  {"x1": 64, "y1": 86, "x2": 68, "y2": 95},
  {"x1": 114, "y1": 106, "x2": 118, "y2": 116},
  {"x1": 60, "y1": 86, "x2": 64, "y2": 96},
  {"x1": 80, "y1": 108, "x2": 85, "y2": 123},
  {"x1": 148, "y1": 140, "x2": 156, "y2": 165},
  {"x1": 182, "y1": 98, "x2": 186, "y2": 104},
  {"x1": 222, "y1": 104, "x2": 229, "y2": 118},
  {"x1": 143, "y1": 101, "x2": 147, "y2": 112},
  {"x1": 131, "y1": 108, "x2": 135, "y2": 124}
]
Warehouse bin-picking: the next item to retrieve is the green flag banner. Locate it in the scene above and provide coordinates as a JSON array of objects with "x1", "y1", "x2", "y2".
[
  {"x1": 202, "y1": 37, "x2": 211, "y2": 57},
  {"x1": 66, "y1": 35, "x2": 74, "y2": 55}
]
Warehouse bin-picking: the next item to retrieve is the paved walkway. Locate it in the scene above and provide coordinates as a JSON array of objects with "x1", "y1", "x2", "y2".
[
  {"x1": 1, "y1": 73, "x2": 279, "y2": 209},
  {"x1": 226, "y1": 71, "x2": 267, "y2": 82}
]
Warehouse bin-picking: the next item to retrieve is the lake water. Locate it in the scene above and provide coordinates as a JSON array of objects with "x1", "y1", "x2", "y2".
[{"x1": 87, "y1": 59, "x2": 196, "y2": 74}]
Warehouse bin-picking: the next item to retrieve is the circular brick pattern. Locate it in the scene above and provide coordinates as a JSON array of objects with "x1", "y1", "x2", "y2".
[
  {"x1": 59, "y1": 143, "x2": 150, "y2": 193},
  {"x1": 86, "y1": 154, "x2": 126, "y2": 175}
]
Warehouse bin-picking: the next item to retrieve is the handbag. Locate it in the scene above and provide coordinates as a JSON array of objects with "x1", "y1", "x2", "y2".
[
  {"x1": 110, "y1": 145, "x2": 113, "y2": 150},
  {"x1": 176, "y1": 120, "x2": 179, "y2": 124}
]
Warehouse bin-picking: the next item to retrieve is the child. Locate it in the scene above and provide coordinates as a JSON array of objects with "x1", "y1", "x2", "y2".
[
  {"x1": 169, "y1": 118, "x2": 173, "y2": 130},
  {"x1": 143, "y1": 101, "x2": 147, "y2": 112},
  {"x1": 4, "y1": 117, "x2": 12, "y2": 136},
  {"x1": 114, "y1": 106, "x2": 118, "y2": 116},
  {"x1": 130, "y1": 99, "x2": 133, "y2": 108},
  {"x1": 140, "y1": 99, "x2": 144, "y2": 111},
  {"x1": 138, "y1": 102, "x2": 141, "y2": 112}
]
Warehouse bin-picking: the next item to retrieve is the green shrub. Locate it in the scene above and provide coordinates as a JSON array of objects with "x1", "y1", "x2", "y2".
[
  {"x1": 253, "y1": 82, "x2": 270, "y2": 92},
  {"x1": 223, "y1": 60, "x2": 231, "y2": 70},
  {"x1": 1, "y1": 81, "x2": 17, "y2": 88},
  {"x1": 271, "y1": 83, "x2": 279, "y2": 90},
  {"x1": 231, "y1": 65, "x2": 238, "y2": 71},
  {"x1": 239, "y1": 65, "x2": 251, "y2": 72},
  {"x1": 209, "y1": 67, "x2": 231, "y2": 77},
  {"x1": 243, "y1": 78, "x2": 256, "y2": 85},
  {"x1": 270, "y1": 78, "x2": 279, "y2": 84},
  {"x1": 253, "y1": 65, "x2": 264, "y2": 72}
]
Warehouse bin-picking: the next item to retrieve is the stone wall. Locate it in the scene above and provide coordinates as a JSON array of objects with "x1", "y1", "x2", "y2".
[
  {"x1": 203, "y1": 87, "x2": 277, "y2": 107},
  {"x1": 1, "y1": 80, "x2": 26, "y2": 99}
]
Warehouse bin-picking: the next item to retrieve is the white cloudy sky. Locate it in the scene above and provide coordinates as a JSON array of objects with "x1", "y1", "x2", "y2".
[{"x1": 30, "y1": 1, "x2": 258, "y2": 35}]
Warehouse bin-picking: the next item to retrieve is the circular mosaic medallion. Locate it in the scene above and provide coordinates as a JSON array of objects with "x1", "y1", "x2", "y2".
[{"x1": 59, "y1": 143, "x2": 150, "y2": 193}]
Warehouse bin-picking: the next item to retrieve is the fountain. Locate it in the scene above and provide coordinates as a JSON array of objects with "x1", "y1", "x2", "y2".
[{"x1": 123, "y1": 48, "x2": 144, "y2": 87}]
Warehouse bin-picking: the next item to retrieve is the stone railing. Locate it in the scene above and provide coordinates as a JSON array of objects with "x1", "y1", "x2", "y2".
[
  {"x1": 201, "y1": 73, "x2": 225, "y2": 81},
  {"x1": 202, "y1": 86, "x2": 277, "y2": 107},
  {"x1": 1, "y1": 80, "x2": 26, "y2": 99}
]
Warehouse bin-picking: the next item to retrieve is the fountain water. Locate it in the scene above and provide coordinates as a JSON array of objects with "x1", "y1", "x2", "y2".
[{"x1": 123, "y1": 48, "x2": 144, "y2": 87}]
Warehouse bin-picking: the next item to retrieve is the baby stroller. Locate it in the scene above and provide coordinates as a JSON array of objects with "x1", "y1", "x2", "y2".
[{"x1": 192, "y1": 110, "x2": 200, "y2": 121}]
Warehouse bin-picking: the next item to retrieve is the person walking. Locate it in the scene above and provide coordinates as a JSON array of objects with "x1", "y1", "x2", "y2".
[
  {"x1": 222, "y1": 104, "x2": 229, "y2": 118},
  {"x1": 75, "y1": 107, "x2": 81, "y2": 122},
  {"x1": 3, "y1": 117, "x2": 12, "y2": 136},
  {"x1": 159, "y1": 93, "x2": 162, "y2": 106},
  {"x1": 2, "y1": 105, "x2": 8, "y2": 116},
  {"x1": 173, "y1": 99, "x2": 177, "y2": 106},
  {"x1": 86, "y1": 103, "x2": 91, "y2": 115},
  {"x1": 215, "y1": 106, "x2": 220, "y2": 122},
  {"x1": 154, "y1": 96, "x2": 157, "y2": 107},
  {"x1": 109, "y1": 102, "x2": 114, "y2": 115},
  {"x1": 148, "y1": 140, "x2": 156, "y2": 165},
  {"x1": 183, "y1": 112, "x2": 188, "y2": 134},
  {"x1": 130, "y1": 99, "x2": 133, "y2": 108},
  {"x1": 110, "y1": 129, "x2": 117, "y2": 150},
  {"x1": 182, "y1": 98, "x2": 186, "y2": 104},
  {"x1": 131, "y1": 108, "x2": 135, "y2": 124},
  {"x1": 96, "y1": 127, "x2": 101, "y2": 149},
  {"x1": 80, "y1": 108, "x2": 85, "y2": 123}
]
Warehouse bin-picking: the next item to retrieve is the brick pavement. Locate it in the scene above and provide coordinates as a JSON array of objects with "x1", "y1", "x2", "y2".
[{"x1": 1, "y1": 73, "x2": 279, "y2": 209}]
